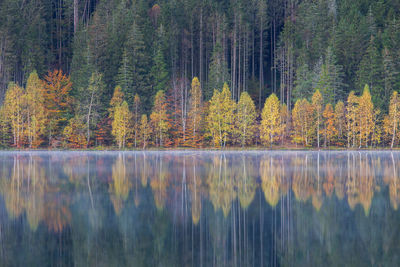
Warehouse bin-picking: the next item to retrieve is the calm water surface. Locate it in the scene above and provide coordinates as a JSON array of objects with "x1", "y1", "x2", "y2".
[{"x1": 0, "y1": 151, "x2": 399, "y2": 266}]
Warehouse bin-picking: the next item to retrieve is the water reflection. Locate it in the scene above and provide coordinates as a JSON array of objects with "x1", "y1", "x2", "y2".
[{"x1": 0, "y1": 151, "x2": 400, "y2": 266}]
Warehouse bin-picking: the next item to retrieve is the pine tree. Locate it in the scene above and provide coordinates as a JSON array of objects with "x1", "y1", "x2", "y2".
[
  {"x1": 235, "y1": 91, "x2": 257, "y2": 147},
  {"x1": 357, "y1": 36, "x2": 384, "y2": 109},
  {"x1": 151, "y1": 25, "x2": 169, "y2": 94},
  {"x1": 260, "y1": 93, "x2": 281, "y2": 147},
  {"x1": 207, "y1": 42, "x2": 229, "y2": 100}
]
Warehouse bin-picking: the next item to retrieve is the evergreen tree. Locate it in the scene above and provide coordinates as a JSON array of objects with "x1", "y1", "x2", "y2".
[{"x1": 357, "y1": 36, "x2": 384, "y2": 109}]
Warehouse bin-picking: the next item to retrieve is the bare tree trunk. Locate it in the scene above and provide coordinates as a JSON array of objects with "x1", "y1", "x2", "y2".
[{"x1": 74, "y1": 0, "x2": 79, "y2": 33}]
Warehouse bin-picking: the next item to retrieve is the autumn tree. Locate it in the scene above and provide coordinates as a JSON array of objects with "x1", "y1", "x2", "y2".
[
  {"x1": 25, "y1": 71, "x2": 46, "y2": 148},
  {"x1": 3, "y1": 83, "x2": 25, "y2": 147},
  {"x1": 187, "y1": 77, "x2": 203, "y2": 147},
  {"x1": 81, "y1": 72, "x2": 105, "y2": 148},
  {"x1": 41, "y1": 70, "x2": 73, "y2": 145},
  {"x1": 150, "y1": 90, "x2": 170, "y2": 147},
  {"x1": 112, "y1": 101, "x2": 131, "y2": 149},
  {"x1": 385, "y1": 91, "x2": 400, "y2": 148},
  {"x1": 206, "y1": 83, "x2": 235, "y2": 148},
  {"x1": 132, "y1": 94, "x2": 141, "y2": 148},
  {"x1": 63, "y1": 116, "x2": 86, "y2": 148},
  {"x1": 312, "y1": 90, "x2": 323, "y2": 147},
  {"x1": 346, "y1": 91, "x2": 359, "y2": 147},
  {"x1": 334, "y1": 101, "x2": 346, "y2": 145},
  {"x1": 235, "y1": 91, "x2": 257, "y2": 147},
  {"x1": 139, "y1": 114, "x2": 150, "y2": 149},
  {"x1": 358, "y1": 85, "x2": 374, "y2": 147},
  {"x1": 292, "y1": 99, "x2": 313, "y2": 146},
  {"x1": 109, "y1": 86, "x2": 124, "y2": 119},
  {"x1": 261, "y1": 93, "x2": 281, "y2": 147},
  {"x1": 323, "y1": 104, "x2": 336, "y2": 147}
]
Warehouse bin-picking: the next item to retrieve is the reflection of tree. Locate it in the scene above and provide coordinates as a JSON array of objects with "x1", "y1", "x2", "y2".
[
  {"x1": 150, "y1": 155, "x2": 170, "y2": 211},
  {"x1": 260, "y1": 155, "x2": 284, "y2": 207},
  {"x1": 188, "y1": 157, "x2": 203, "y2": 225},
  {"x1": 292, "y1": 155, "x2": 312, "y2": 203},
  {"x1": 44, "y1": 196, "x2": 72, "y2": 233},
  {"x1": 0, "y1": 155, "x2": 47, "y2": 231},
  {"x1": 346, "y1": 153, "x2": 375, "y2": 215},
  {"x1": 237, "y1": 155, "x2": 257, "y2": 209},
  {"x1": 385, "y1": 153, "x2": 400, "y2": 210},
  {"x1": 207, "y1": 155, "x2": 236, "y2": 217},
  {"x1": 109, "y1": 153, "x2": 131, "y2": 215}
]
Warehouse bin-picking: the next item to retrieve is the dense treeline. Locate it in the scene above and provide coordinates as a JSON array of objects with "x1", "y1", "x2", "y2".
[
  {"x1": 0, "y1": 0, "x2": 400, "y2": 148},
  {"x1": 1, "y1": 72, "x2": 400, "y2": 149}
]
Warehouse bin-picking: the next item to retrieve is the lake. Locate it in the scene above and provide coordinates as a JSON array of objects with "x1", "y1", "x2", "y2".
[{"x1": 0, "y1": 151, "x2": 399, "y2": 266}]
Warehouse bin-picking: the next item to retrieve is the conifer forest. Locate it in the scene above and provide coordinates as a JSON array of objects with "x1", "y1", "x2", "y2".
[{"x1": 1, "y1": 0, "x2": 400, "y2": 149}]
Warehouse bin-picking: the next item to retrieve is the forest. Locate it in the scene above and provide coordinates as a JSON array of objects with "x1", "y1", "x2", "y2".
[{"x1": 0, "y1": 0, "x2": 400, "y2": 149}]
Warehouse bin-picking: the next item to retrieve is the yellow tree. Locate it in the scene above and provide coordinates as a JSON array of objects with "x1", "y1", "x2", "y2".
[
  {"x1": 358, "y1": 85, "x2": 374, "y2": 147},
  {"x1": 63, "y1": 116, "x2": 86, "y2": 148},
  {"x1": 133, "y1": 94, "x2": 141, "y2": 148},
  {"x1": 25, "y1": 71, "x2": 46, "y2": 148},
  {"x1": 112, "y1": 101, "x2": 131, "y2": 149},
  {"x1": 346, "y1": 91, "x2": 359, "y2": 147},
  {"x1": 187, "y1": 77, "x2": 203, "y2": 147},
  {"x1": 323, "y1": 104, "x2": 336, "y2": 147},
  {"x1": 206, "y1": 83, "x2": 235, "y2": 148},
  {"x1": 386, "y1": 91, "x2": 400, "y2": 148},
  {"x1": 334, "y1": 101, "x2": 345, "y2": 145},
  {"x1": 139, "y1": 114, "x2": 150, "y2": 149},
  {"x1": 3, "y1": 83, "x2": 26, "y2": 148},
  {"x1": 312, "y1": 90, "x2": 323, "y2": 148},
  {"x1": 280, "y1": 104, "x2": 289, "y2": 145},
  {"x1": 261, "y1": 93, "x2": 281, "y2": 147},
  {"x1": 235, "y1": 91, "x2": 257, "y2": 146},
  {"x1": 109, "y1": 85, "x2": 124, "y2": 119},
  {"x1": 292, "y1": 99, "x2": 313, "y2": 146},
  {"x1": 150, "y1": 90, "x2": 170, "y2": 147}
]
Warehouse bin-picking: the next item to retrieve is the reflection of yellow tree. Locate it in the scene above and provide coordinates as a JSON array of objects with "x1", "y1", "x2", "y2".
[
  {"x1": 109, "y1": 153, "x2": 131, "y2": 215},
  {"x1": 237, "y1": 156, "x2": 257, "y2": 209},
  {"x1": 44, "y1": 196, "x2": 72, "y2": 233},
  {"x1": 63, "y1": 155, "x2": 88, "y2": 186},
  {"x1": 0, "y1": 155, "x2": 47, "y2": 231},
  {"x1": 207, "y1": 155, "x2": 236, "y2": 217},
  {"x1": 260, "y1": 156, "x2": 284, "y2": 207},
  {"x1": 292, "y1": 155, "x2": 313, "y2": 202},
  {"x1": 385, "y1": 154, "x2": 400, "y2": 210},
  {"x1": 346, "y1": 153, "x2": 375, "y2": 215},
  {"x1": 188, "y1": 157, "x2": 203, "y2": 225},
  {"x1": 150, "y1": 156, "x2": 170, "y2": 211}
]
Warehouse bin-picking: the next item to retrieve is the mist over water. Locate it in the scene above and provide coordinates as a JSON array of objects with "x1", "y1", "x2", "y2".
[{"x1": 0, "y1": 151, "x2": 399, "y2": 266}]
